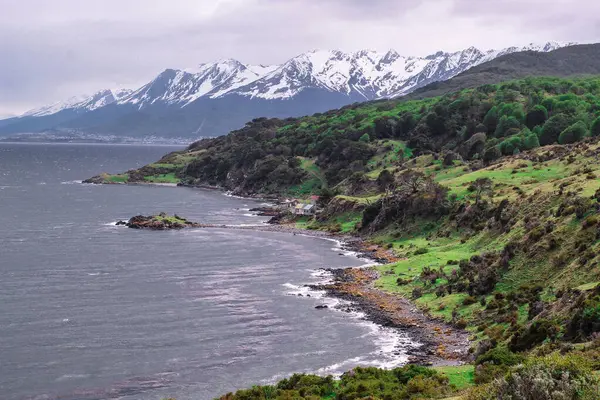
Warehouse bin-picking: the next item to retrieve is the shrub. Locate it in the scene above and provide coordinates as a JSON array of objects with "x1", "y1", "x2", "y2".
[
  {"x1": 525, "y1": 104, "x2": 548, "y2": 129},
  {"x1": 414, "y1": 247, "x2": 429, "y2": 255},
  {"x1": 558, "y1": 121, "x2": 588, "y2": 144},
  {"x1": 539, "y1": 114, "x2": 573, "y2": 145},
  {"x1": 509, "y1": 319, "x2": 561, "y2": 352},
  {"x1": 468, "y1": 353, "x2": 600, "y2": 400},
  {"x1": 495, "y1": 115, "x2": 522, "y2": 137},
  {"x1": 412, "y1": 287, "x2": 423, "y2": 299},
  {"x1": 456, "y1": 318, "x2": 468, "y2": 329},
  {"x1": 463, "y1": 296, "x2": 478, "y2": 306},
  {"x1": 476, "y1": 346, "x2": 524, "y2": 367},
  {"x1": 396, "y1": 277, "x2": 412, "y2": 286},
  {"x1": 591, "y1": 116, "x2": 600, "y2": 137}
]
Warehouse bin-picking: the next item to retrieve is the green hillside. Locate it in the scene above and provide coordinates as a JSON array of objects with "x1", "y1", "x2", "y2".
[
  {"x1": 91, "y1": 76, "x2": 600, "y2": 399},
  {"x1": 91, "y1": 76, "x2": 600, "y2": 197}
]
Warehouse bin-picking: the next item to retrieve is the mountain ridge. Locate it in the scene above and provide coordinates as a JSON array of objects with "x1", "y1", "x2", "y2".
[{"x1": 0, "y1": 41, "x2": 578, "y2": 139}]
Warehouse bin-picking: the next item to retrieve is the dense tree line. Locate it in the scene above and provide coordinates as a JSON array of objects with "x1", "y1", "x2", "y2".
[{"x1": 179, "y1": 77, "x2": 600, "y2": 194}]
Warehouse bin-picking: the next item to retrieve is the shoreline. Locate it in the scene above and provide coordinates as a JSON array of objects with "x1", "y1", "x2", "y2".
[
  {"x1": 310, "y1": 267, "x2": 470, "y2": 367},
  {"x1": 200, "y1": 222, "x2": 471, "y2": 366},
  {"x1": 102, "y1": 182, "x2": 472, "y2": 367}
]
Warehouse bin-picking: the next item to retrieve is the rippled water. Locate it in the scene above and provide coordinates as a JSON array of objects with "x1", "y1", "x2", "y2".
[{"x1": 0, "y1": 143, "x2": 415, "y2": 400}]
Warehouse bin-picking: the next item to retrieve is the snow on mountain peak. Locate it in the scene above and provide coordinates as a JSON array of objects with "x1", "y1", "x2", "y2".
[{"x1": 17, "y1": 41, "x2": 578, "y2": 118}]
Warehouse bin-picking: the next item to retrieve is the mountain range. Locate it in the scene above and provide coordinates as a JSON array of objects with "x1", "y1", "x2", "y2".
[{"x1": 0, "y1": 42, "x2": 578, "y2": 141}]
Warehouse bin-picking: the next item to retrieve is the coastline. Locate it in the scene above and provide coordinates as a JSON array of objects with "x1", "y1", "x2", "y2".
[
  {"x1": 101, "y1": 181, "x2": 472, "y2": 367},
  {"x1": 216, "y1": 222, "x2": 471, "y2": 366}
]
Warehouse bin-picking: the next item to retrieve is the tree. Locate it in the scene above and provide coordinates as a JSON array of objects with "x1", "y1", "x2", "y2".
[
  {"x1": 494, "y1": 116, "x2": 521, "y2": 138},
  {"x1": 525, "y1": 105, "x2": 548, "y2": 129},
  {"x1": 396, "y1": 170, "x2": 426, "y2": 194},
  {"x1": 359, "y1": 133, "x2": 371, "y2": 143},
  {"x1": 499, "y1": 136, "x2": 523, "y2": 155},
  {"x1": 425, "y1": 112, "x2": 446, "y2": 136},
  {"x1": 376, "y1": 169, "x2": 395, "y2": 192},
  {"x1": 539, "y1": 114, "x2": 572, "y2": 146},
  {"x1": 463, "y1": 132, "x2": 487, "y2": 159},
  {"x1": 591, "y1": 116, "x2": 600, "y2": 137},
  {"x1": 483, "y1": 146, "x2": 502, "y2": 163},
  {"x1": 483, "y1": 106, "x2": 499, "y2": 134},
  {"x1": 558, "y1": 121, "x2": 588, "y2": 144},
  {"x1": 469, "y1": 178, "x2": 493, "y2": 205},
  {"x1": 521, "y1": 128, "x2": 540, "y2": 150}
]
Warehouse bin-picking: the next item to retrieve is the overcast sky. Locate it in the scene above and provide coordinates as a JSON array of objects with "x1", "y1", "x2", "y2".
[{"x1": 0, "y1": 0, "x2": 599, "y2": 117}]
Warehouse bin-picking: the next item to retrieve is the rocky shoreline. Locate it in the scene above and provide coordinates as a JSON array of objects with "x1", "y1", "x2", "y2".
[
  {"x1": 108, "y1": 198, "x2": 471, "y2": 366},
  {"x1": 310, "y1": 267, "x2": 471, "y2": 366}
]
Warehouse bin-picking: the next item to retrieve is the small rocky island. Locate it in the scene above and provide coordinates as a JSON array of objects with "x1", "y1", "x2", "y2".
[{"x1": 117, "y1": 213, "x2": 202, "y2": 230}]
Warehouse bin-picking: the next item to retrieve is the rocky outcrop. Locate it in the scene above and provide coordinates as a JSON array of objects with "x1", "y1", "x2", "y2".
[
  {"x1": 119, "y1": 213, "x2": 202, "y2": 230},
  {"x1": 83, "y1": 174, "x2": 113, "y2": 184}
]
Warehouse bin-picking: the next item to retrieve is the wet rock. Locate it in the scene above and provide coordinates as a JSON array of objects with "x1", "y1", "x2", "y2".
[
  {"x1": 125, "y1": 214, "x2": 202, "y2": 230},
  {"x1": 315, "y1": 304, "x2": 329, "y2": 309}
]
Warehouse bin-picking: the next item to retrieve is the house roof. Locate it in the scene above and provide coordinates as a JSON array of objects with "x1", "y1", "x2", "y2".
[{"x1": 303, "y1": 204, "x2": 314, "y2": 211}]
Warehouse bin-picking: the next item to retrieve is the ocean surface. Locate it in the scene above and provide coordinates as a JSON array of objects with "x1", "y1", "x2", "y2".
[{"x1": 0, "y1": 143, "x2": 416, "y2": 400}]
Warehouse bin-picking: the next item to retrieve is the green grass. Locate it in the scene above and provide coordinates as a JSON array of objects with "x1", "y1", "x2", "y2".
[
  {"x1": 105, "y1": 174, "x2": 129, "y2": 183},
  {"x1": 577, "y1": 281, "x2": 600, "y2": 291},
  {"x1": 149, "y1": 163, "x2": 178, "y2": 169},
  {"x1": 143, "y1": 173, "x2": 180, "y2": 184},
  {"x1": 152, "y1": 214, "x2": 187, "y2": 224},
  {"x1": 367, "y1": 140, "x2": 412, "y2": 170},
  {"x1": 336, "y1": 194, "x2": 382, "y2": 205},
  {"x1": 335, "y1": 212, "x2": 362, "y2": 233},
  {"x1": 434, "y1": 365, "x2": 475, "y2": 390}
]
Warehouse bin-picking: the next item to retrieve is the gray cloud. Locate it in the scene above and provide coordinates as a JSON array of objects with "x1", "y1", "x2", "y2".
[{"x1": 0, "y1": 0, "x2": 597, "y2": 115}]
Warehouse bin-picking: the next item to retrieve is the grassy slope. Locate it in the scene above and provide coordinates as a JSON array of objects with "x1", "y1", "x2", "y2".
[{"x1": 90, "y1": 76, "x2": 600, "y2": 399}]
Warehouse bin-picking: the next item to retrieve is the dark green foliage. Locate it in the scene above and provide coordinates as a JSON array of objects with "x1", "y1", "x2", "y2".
[
  {"x1": 499, "y1": 135, "x2": 523, "y2": 155},
  {"x1": 558, "y1": 121, "x2": 588, "y2": 144},
  {"x1": 483, "y1": 106, "x2": 499, "y2": 134},
  {"x1": 218, "y1": 366, "x2": 453, "y2": 400},
  {"x1": 590, "y1": 116, "x2": 600, "y2": 137},
  {"x1": 565, "y1": 286, "x2": 600, "y2": 341},
  {"x1": 124, "y1": 77, "x2": 600, "y2": 195},
  {"x1": 510, "y1": 319, "x2": 561, "y2": 352},
  {"x1": 376, "y1": 169, "x2": 395, "y2": 191},
  {"x1": 494, "y1": 116, "x2": 521, "y2": 138},
  {"x1": 476, "y1": 346, "x2": 524, "y2": 367},
  {"x1": 483, "y1": 146, "x2": 502, "y2": 163},
  {"x1": 539, "y1": 114, "x2": 574, "y2": 145},
  {"x1": 474, "y1": 347, "x2": 524, "y2": 385},
  {"x1": 525, "y1": 105, "x2": 548, "y2": 129},
  {"x1": 468, "y1": 354, "x2": 600, "y2": 400},
  {"x1": 521, "y1": 128, "x2": 540, "y2": 150}
]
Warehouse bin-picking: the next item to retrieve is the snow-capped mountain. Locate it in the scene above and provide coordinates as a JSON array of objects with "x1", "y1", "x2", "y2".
[
  {"x1": 110, "y1": 41, "x2": 574, "y2": 108},
  {"x1": 23, "y1": 89, "x2": 132, "y2": 117},
  {"x1": 0, "y1": 41, "x2": 580, "y2": 140}
]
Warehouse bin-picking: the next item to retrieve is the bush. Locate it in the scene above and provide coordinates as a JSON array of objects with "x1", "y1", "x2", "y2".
[
  {"x1": 539, "y1": 114, "x2": 573, "y2": 145},
  {"x1": 463, "y1": 296, "x2": 478, "y2": 305},
  {"x1": 468, "y1": 353, "x2": 600, "y2": 400},
  {"x1": 558, "y1": 121, "x2": 588, "y2": 144},
  {"x1": 509, "y1": 319, "x2": 561, "y2": 352},
  {"x1": 591, "y1": 116, "x2": 600, "y2": 137},
  {"x1": 495, "y1": 116, "x2": 522, "y2": 137},
  {"x1": 522, "y1": 128, "x2": 541, "y2": 150},
  {"x1": 476, "y1": 346, "x2": 524, "y2": 367},
  {"x1": 525, "y1": 104, "x2": 548, "y2": 129},
  {"x1": 414, "y1": 247, "x2": 429, "y2": 255}
]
